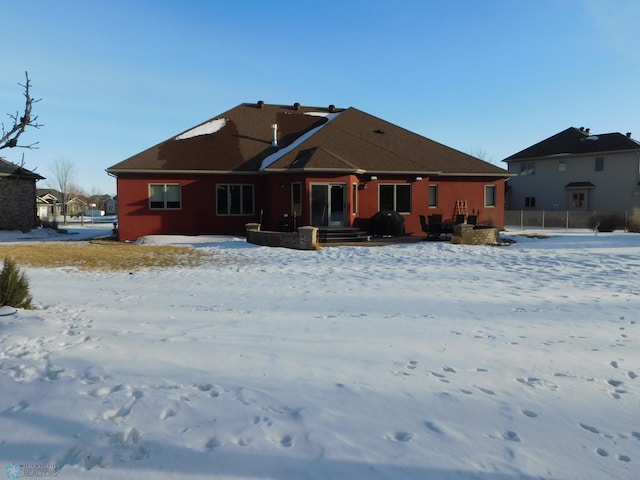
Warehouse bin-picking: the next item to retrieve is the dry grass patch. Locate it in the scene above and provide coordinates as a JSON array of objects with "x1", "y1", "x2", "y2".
[{"x1": 0, "y1": 240, "x2": 216, "y2": 271}]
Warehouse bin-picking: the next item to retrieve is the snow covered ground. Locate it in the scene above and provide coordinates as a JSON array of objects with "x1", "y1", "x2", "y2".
[{"x1": 0, "y1": 228, "x2": 638, "y2": 479}]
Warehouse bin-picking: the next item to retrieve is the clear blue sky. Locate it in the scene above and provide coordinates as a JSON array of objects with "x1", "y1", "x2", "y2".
[{"x1": 1, "y1": 0, "x2": 638, "y2": 195}]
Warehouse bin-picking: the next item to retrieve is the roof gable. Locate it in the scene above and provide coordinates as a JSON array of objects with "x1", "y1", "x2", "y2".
[{"x1": 504, "y1": 127, "x2": 640, "y2": 161}]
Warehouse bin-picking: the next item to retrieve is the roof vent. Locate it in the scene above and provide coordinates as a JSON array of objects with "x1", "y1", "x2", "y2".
[
  {"x1": 293, "y1": 102, "x2": 300, "y2": 110},
  {"x1": 579, "y1": 127, "x2": 585, "y2": 132},
  {"x1": 374, "y1": 129, "x2": 384, "y2": 134},
  {"x1": 257, "y1": 100, "x2": 264, "y2": 108},
  {"x1": 627, "y1": 132, "x2": 632, "y2": 137},
  {"x1": 585, "y1": 128, "x2": 590, "y2": 134},
  {"x1": 271, "y1": 124, "x2": 278, "y2": 147},
  {"x1": 328, "y1": 104, "x2": 336, "y2": 113}
]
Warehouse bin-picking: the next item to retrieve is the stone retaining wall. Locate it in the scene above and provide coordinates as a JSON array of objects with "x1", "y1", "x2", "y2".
[
  {"x1": 245, "y1": 224, "x2": 318, "y2": 250},
  {"x1": 452, "y1": 223, "x2": 500, "y2": 245}
]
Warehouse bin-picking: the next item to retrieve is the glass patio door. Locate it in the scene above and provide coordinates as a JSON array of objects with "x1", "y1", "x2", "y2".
[{"x1": 311, "y1": 184, "x2": 345, "y2": 227}]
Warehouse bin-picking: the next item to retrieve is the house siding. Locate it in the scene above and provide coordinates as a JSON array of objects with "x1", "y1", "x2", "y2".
[
  {"x1": 506, "y1": 151, "x2": 640, "y2": 211},
  {"x1": 117, "y1": 172, "x2": 507, "y2": 241},
  {"x1": 0, "y1": 176, "x2": 38, "y2": 231},
  {"x1": 116, "y1": 174, "x2": 266, "y2": 241}
]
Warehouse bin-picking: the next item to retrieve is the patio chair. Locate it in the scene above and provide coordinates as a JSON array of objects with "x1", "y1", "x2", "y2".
[
  {"x1": 419, "y1": 215, "x2": 429, "y2": 235},
  {"x1": 426, "y1": 214, "x2": 444, "y2": 240},
  {"x1": 467, "y1": 215, "x2": 477, "y2": 225},
  {"x1": 455, "y1": 214, "x2": 466, "y2": 224}
]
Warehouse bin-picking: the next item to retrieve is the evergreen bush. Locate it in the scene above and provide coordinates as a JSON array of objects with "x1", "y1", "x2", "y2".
[{"x1": 0, "y1": 257, "x2": 33, "y2": 309}]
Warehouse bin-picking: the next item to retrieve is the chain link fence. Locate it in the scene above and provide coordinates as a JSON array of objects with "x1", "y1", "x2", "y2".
[{"x1": 505, "y1": 210, "x2": 640, "y2": 232}]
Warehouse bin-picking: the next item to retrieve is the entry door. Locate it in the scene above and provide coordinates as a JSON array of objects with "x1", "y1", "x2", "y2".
[{"x1": 311, "y1": 184, "x2": 345, "y2": 227}]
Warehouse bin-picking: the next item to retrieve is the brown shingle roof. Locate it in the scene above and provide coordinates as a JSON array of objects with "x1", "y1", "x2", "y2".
[
  {"x1": 0, "y1": 158, "x2": 44, "y2": 180},
  {"x1": 108, "y1": 103, "x2": 510, "y2": 177}
]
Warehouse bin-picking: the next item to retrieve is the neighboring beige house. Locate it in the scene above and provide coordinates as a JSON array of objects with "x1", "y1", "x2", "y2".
[
  {"x1": 503, "y1": 127, "x2": 640, "y2": 211},
  {"x1": 0, "y1": 158, "x2": 44, "y2": 230},
  {"x1": 36, "y1": 188, "x2": 63, "y2": 218}
]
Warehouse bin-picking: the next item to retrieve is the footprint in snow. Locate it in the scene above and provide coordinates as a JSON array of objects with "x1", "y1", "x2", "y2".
[
  {"x1": 521, "y1": 409, "x2": 538, "y2": 418},
  {"x1": 628, "y1": 371, "x2": 638, "y2": 380},
  {"x1": 205, "y1": 437, "x2": 221, "y2": 451},
  {"x1": 424, "y1": 421, "x2": 442, "y2": 434},
  {"x1": 389, "y1": 431, "x2": 414, "y2": 442},
  {"x1": 617, "y1": 454, "x2": 631, "y2": 462},
  {"x1": 580, "y1": 423, "x2": 600, "y2": 434},
  {"x1": 502, "y1": 430, "x2": 521, "y2": 442},
  {"x1": 476, "y1": 386, "x2": 495, "y2": 396},
  {"x1": 159, "y1": 408, "x2": 175, "y2": 420},
  {"x1": 278, "y1": 434, "x2": 294, "y2": 448}
]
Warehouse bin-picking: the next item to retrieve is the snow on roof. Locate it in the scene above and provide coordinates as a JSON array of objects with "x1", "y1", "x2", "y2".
[
  {"x1": 175, "y1": 118, "x2": 227, "y2": 140},
  {"x1": 259, "y1": 112, "x2": 342, "y2": 170}
]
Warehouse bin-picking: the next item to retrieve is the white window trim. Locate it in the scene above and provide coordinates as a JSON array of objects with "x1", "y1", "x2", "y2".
[
  {"x1": 149, "y1": 183, "x2": 182, "y2": 210},
  {"x1": 484, "y1": 184, "x2": 496, "y2": 208}
]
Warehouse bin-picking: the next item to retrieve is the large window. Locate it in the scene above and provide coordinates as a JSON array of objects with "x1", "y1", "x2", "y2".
[
  {"x1": 379, "y1": 184, "x2": 411, "y2": 213},
  {"x1": 484, "y1": 185, "x2": 496, "y2": 207},
  {"x1": 149, "y1": 184, "x2": 181, "y2": 209},
  {"x1": 428, "y1": 185, "x2": 438, "y2": 208},
  {"x1": 217, "y1": 184, "x2": 254, "y2": 215}
]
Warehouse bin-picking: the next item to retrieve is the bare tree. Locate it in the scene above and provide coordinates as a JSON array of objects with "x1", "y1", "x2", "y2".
[
  {"x1": 49, "y1": 158, "x2": 78, "y2": 224},
  {"x1": 1, "y1": 72, "x2": 42, "y2": 151}
]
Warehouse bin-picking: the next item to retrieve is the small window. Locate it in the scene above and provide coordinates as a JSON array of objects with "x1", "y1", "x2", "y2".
[
  {"x1": 572, "y1": 192, "x2": 585, "y2": 208},
  {"x1": 428, "y1": 185, "x2": 438, "y2": 208},
  {"x1": 379, "y1": 184, "x2": 411, "y2": 213},
  {"x1": 217, "y1": 184, "x2": 254, "y2": 215},
  {"x1": 292, "y1": 182, "x2": 302, "y2": 216},
  {"x1": 149, "y1": 184, "x2": 181, "y2": 210},
  {"x1": 595, "y1": 157, "x2": 604, "y2": 171},
  {"x1": 351, "y1": 183, "x2": 358, "y2": 214},
  {"x1": 520, "y1": 162, "x2": 535, "y2": 176},
  {"x1": 525, "y1": 196, "x2": 536, "y2": 208},
  {"x1": 485, "y1": 185, "x2": 496, "y2": 207}
]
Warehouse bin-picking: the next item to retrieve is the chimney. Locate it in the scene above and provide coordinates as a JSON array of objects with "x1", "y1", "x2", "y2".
[
  {"x1": 271, "y1": 124, "x2": 278, "y2": 147},
  {"x1": 293, "y1": 102, "x2": 300, "y2": 110},
  {"x1": 257, "y1": 100, "x2": 264, "y2": 108},
  {"x1": 328, "y1": 104, "x2": 336, "y2": 113}
]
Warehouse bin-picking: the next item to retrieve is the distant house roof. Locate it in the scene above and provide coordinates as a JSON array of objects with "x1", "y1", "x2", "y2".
[
  {"x1": 107, "y1": 102, "x2": 510, "y2": 177},
  {"x1": 37, "y1": 188, "x2": 62, "y2": 199},
  {"x1": 504, "y1": 127, "x2": 640, "y2": 161},
  {"x1": 0, "y1": 158, "x2": 44, "y2": 180}
]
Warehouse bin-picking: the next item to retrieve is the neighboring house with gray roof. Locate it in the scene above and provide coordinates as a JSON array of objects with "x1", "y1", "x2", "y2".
[
  {"x1": 0, "y1": 158, "x2": 44, "y2": 230},
  {"x1": 503, "y1": 127, "x2": 640, "y2": 212}
]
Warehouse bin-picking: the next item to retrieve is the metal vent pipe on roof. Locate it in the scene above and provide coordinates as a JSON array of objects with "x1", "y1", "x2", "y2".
[{"x1": 271, "y1": 124, "x2": 278, "y2": 147}]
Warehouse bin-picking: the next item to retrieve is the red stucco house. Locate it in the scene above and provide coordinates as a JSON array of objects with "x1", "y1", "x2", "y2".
[{"x1": 107, "y1": 102, "x2": 511, "y2": 241}]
